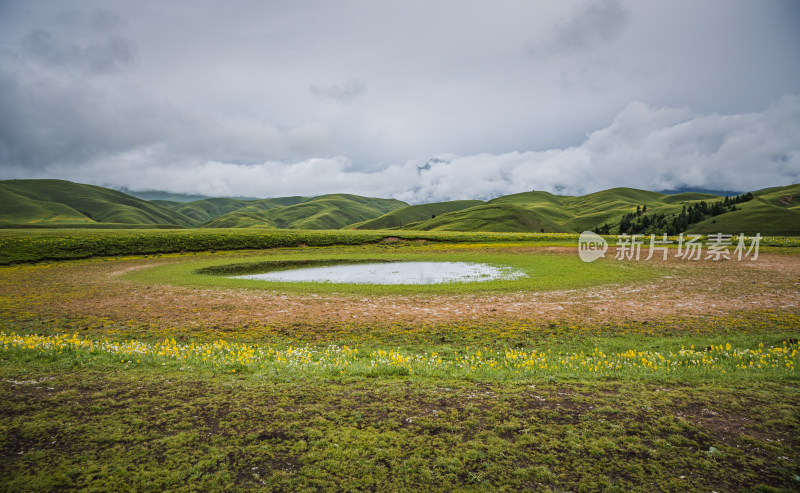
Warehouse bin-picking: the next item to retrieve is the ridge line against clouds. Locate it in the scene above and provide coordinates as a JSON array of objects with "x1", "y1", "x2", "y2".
[
  {"x1": 5, "y1": 96, "x2": 799, "y2": 203},
  {"x1": 1, "y1": 1, "x2": 799, "y2": 201}
]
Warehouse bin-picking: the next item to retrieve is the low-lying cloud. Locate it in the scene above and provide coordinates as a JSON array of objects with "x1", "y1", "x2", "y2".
[
  {"x1": 1, "y1": 2, "x2": 798, "y2": 203},
  {"x1": 18, "y1": 95, "x2": 800, "y2": 203}
]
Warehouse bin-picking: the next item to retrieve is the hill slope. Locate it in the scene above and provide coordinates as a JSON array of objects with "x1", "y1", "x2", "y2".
[
  {"x1": 202, "y1": 194, "x2": 408, "y2": 229},
  {"x1": 3, "y1": 179, "x2": 798, "y2": 234},
  {"x1": 350, "y1": 200, "x2": 484, "y2": 230},
  {"x1": 404, "y1": 204, "x2": 574, "y2": 233},
  {"x1": 688, "y1": 184, "x2": 800, "y2": 236},
  {"x1": 371, "y1": 186, "x2": 799, "y2": 235},
  {"x1": 0, "y1": 180, "x2": 197, "y2": 227},
  {"x1": 167, "y1": 198, "x2": 257, "y2": 224},
  {"x1": 385, "y1": 188, "x2": 675, "y2": 234}
]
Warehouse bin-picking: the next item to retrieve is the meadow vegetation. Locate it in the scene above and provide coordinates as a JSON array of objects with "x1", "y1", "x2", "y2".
[
  {"x1": 3, "y1": 179, "x2": 799, "y2": 236},
  {"x1": 1, "y1": 230, "x2": 799, "y2": 491}
]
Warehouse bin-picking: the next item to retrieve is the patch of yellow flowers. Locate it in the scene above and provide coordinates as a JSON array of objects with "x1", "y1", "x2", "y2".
[{"x1": 1, "y1": 331, "x2": 797, "y2": 378}]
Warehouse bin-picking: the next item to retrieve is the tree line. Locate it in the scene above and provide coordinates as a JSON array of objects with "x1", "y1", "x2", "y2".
[{"x1": 593, "y1": 193, "x2": 754, "y2": 236}]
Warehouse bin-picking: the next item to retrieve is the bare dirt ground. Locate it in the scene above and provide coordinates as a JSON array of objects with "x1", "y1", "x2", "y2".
[{"x1": 2, "y1": 247, "x2": 798, "y2": 330}]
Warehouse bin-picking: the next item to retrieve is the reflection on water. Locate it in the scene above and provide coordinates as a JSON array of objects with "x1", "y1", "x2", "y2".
[{"x1": 231, "y1": 261, "x2": 526, "y2": 285}]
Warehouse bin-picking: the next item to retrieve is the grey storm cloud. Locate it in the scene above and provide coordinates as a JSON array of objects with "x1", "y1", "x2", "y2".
[
  {"x1": 29, "y1": 96, "x2": 800, "y2": 203},
  {"x1": 20, "y1": 28, "x2": 135, "y2": 74},
  {"x1": 527, "y1": 0, "x2": 630, "y2": 55},
  {"x1": 0, "y1": 1, "x2": 799, "y2": 201},
  {"x1": 310, "y1": 79, "x2": 367, "y2": 102},
  {"x1": 17, "y1": 7, "x2": 135, "y2": 75}
]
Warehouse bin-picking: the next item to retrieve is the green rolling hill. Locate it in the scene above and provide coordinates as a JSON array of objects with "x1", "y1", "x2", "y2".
[
  {"x1": 0, "y1": 179, "x2": 197, "y2": 227},
  {"x1": 2, "y1": 179, "x2": 798, "y2": 235},
  {"x1": 166, "y1": 198, "x2": 256, "y2": 224},
  {"x1": 688, "y1": 184, "x2": 800, "y2": 236},
  {"x1": 350, "y1": 200, "x2": 484, "y2": 229},
  {"x1": 402, "y1": 204, "x2": 574, "y2": 233},
  {"x1": 156, "y1": 196, "x2": 312, "y2": 225},
  {"x1": 390, "y1": 188, "x2": 671, "y2": 235},
  {"x1": 201, "y1": 194, "x2": 408, "y2": 229},
  {"x1": 661, "y1": 192, "x2": 722, "y2": 204},
  {"x1": 356, "y1": 184, "x2": 800, "y2": 236}
]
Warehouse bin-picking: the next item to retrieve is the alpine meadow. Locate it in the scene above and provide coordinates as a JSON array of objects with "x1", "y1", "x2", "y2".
[
  {"x1": 2, "y1": 1, "x2": 800, "y2": 491},
  {"x1": 1, "y1": 179, "x2": 799, "y2": 491}
]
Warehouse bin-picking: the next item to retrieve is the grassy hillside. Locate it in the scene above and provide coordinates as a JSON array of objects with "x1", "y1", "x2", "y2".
[
  {"x1": 752, "y1": 182, "x2": 800, "y2": 209},
  {"x1": 488, "y1": 192, "x2": 573, "y2": 223},
  {"x1": 202, "y1": 195, "x2": 407, "y2": 229},
  {"x1": 404, "y1": 204, "x2": 574, "y2": 233},
  {"x1": 149, "y1": 200, "x2": 183, "y2": 208},
  {"x1": 661, "y1": 192, "x2": 722, "y2": 204},
  {"x1": 350, "y1": 200, "x2": 484, "y2": 229},
  {"x1": 395, "y1": 188, "x2": 680, "y2": 234},
  {"x1": 689, "y1": 184, "x2": 800, "y2": 236},
  {"x1": 167, "y1": 198, "x2": 255, "y2": 223},
  {"x1": 3, "y1": 179, "x2": 799, "y2": 234},
  {"x1": 412, "y1": 186, "x2": 799, "y2": 235},
  {"x1": 0, "y1": 180, "x2": 196, "y2": 227},
  {"x1": 0, "y1": 187, "x2": 94, "y2": 225},
  {"x1": 562, "y1": 188, "x2": 666, "y2": 221}
]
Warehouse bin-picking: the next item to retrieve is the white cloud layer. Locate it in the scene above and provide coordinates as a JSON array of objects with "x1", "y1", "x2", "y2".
[
  {"x1": 17, "y1": 96, "x2": 800, "y2": 203},
  {"x1": 1, "y1": 1, "x2": 799, "y2": 201}
]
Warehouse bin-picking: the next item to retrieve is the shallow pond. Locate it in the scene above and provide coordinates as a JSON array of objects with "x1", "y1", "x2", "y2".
[{"x1": 231, "y1": 261, "x2": 526, "y2": 285}]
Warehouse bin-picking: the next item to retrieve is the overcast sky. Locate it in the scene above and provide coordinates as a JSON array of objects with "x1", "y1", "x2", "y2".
[{"x1": 1, "y1": 0, "x2": 798, "y2": 202}]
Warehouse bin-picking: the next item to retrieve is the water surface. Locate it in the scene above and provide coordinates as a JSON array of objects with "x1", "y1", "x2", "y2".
[{"x1": 231, "y1": 261, "x2": 525, "y2": 285}]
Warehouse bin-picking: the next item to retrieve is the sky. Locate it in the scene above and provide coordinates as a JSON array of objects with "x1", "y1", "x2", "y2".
[{"x1": 1, "y1": 0, "x2": 799, "y2": 203}]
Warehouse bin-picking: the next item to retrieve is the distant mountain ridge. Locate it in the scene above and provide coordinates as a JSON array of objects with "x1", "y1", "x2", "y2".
[
  {"x1": 658, "y1": 187, "x2": 744, "y2": 197},
  {"x1": 1, "y1": 179, "x2": 798, "y2": 235}
]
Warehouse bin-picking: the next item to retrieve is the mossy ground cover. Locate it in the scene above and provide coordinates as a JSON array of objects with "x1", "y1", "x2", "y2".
[
  {"x1": 2, "y1": 358, "x2": 799, "y2": 492},
  {"x1": 124, "y1": 244, "x2": 665, "y2": 296},
  {"x1": 1, "y1": 233, "x2": 799, "y2": 491}
]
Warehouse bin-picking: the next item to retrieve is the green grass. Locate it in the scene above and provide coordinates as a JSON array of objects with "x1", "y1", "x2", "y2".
[
  {"x1": 201, "y1": 194, "x2": 408, "y2": 229},
  {"x1": 689, "y1": 196, "x2": 800, "y2": 235},
  {"x1": 350, "y1": 200, "x2": 484, "y2": 229},
  {"x1": 167, "y1": 198, "x2": 256, "y2": 223},
  {"x1": 0, "y1": 188, "x2": 94, "y2": 225},
  {"x1": 2, "y1": 227, "x2": 799, "y2": 265},
  {"x1": 0, "y1": 180, "x2": 197, "y2": 227},
  {"x1": 1, "y1": 341, "x2": 798, "y2": 492},
  {"x1": 384, "y1": 187, "x2": 713, "y2": 234},
  {"x1": 405, "y1": 204, "x2": 574, "y2": 233},
  {"x1": 1, "y1": 234, "x2": 799, "y2": 491},
  {"x1": 365, "y1": 184, "x2": 800, "y2": 236},
  {"x1": 661, "y1": 192, "x2": 724, "y2": 204},
  {"x1": 4, "y1": 179, "x2": 800, "y2": 237},
  {"x1": 124, "y1": 246, "x2": 668, "y2": 296},
  {"x1": 0, "y1": 229, "x2": 585, "y2": 265}
]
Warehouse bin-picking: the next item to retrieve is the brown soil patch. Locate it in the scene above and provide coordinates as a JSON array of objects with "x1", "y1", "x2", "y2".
[{"x1": 1, "y1": 248, "x2": 798, "y2": 330}]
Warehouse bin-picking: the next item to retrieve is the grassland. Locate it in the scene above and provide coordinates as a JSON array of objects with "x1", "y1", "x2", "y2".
[
  {"x1": 0, "y1": 228, "x2": 586, "y2": 265},
  {"x1": 395, "y1": 185, "x2": 800, "y2": 235},
  {"x1": 349, "y1": 200, "x2": 484, "y2": 230},
  {"x1": 125, "y1": 247, "x2": 665, "y2": 296},
  {"x1": 4, "y1": 179, "x2": 800, "y2": 236},
  {"x1": 1, "y1": 229, "x2": 799, "y2": 491},
  {"x1": 0, "y1": 180, "x2": 197, "y2": 228},
  {"x1": 199, "y1": 195, "x2": 408, "y2": 229}
]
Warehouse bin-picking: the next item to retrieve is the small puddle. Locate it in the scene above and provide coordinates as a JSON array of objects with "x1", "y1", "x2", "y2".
[{"x1": 231, "y1": 261, "x2": 526, "y2": 285}]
